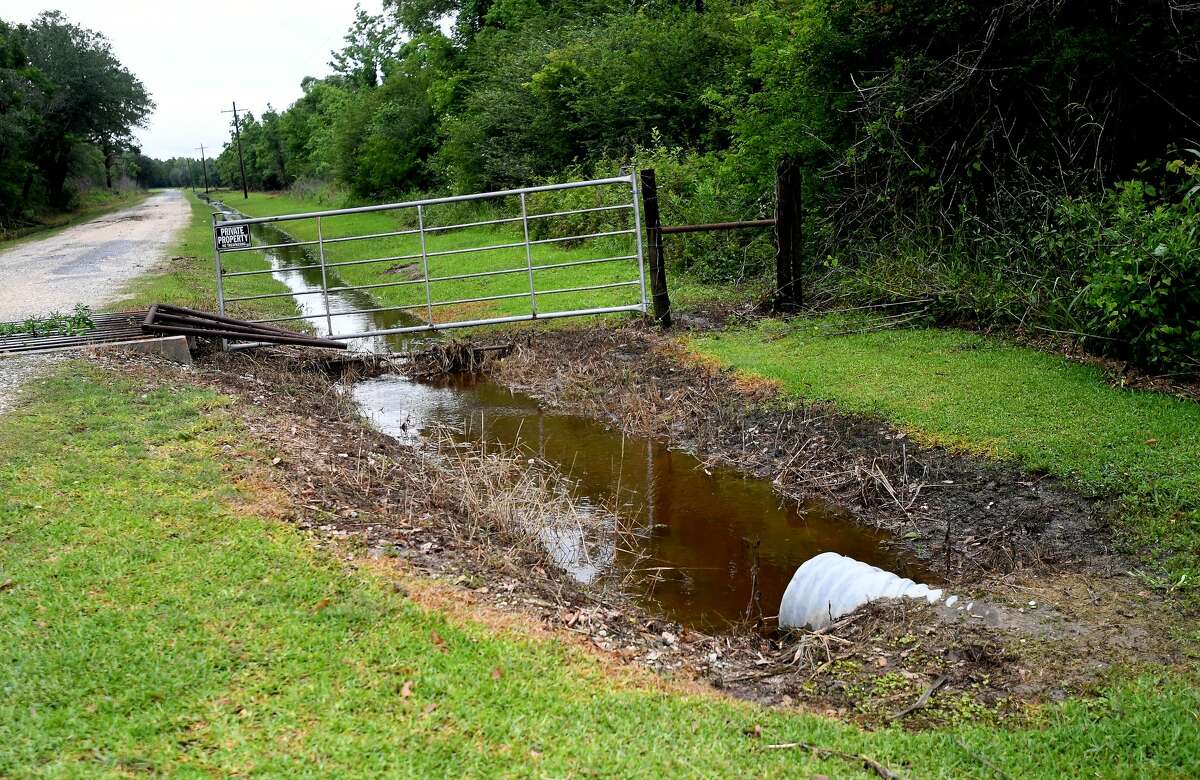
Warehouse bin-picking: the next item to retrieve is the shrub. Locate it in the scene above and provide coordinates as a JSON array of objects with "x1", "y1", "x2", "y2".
[
  {"x1": 523, "y1": 141, "x2": 776, "y2": 284},
  {"x1": 1082, "y1": 179, "x2": 1200, "y2": 369}
]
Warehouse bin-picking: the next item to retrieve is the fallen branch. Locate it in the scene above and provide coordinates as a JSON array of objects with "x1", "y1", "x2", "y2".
[
  {"x1": 763, "y1": 741, "x2": 907, "y2": 779},
  {"x1": 891, "y1": 673, "x2": 949, "y2": 721}
]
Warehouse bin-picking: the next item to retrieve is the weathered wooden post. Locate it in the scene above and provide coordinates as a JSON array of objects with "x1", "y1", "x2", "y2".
[
  {"x1": 774, "y1": 158, "x2": 802, "y2": 311},
  {"x1": 639, "y1": 168, "x2": 672, "y2": 328}
]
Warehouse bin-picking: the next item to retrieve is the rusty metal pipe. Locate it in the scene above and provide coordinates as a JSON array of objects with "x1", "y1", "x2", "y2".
[
  {"x1": 152, "y1": 303, "x2": 306, "y2": 337},
  {"x1": 659, "y1": 218, "x2": 776, "y2": 235},
  {"x1": 145, "y1": 323, "x2": 347, "y2": 349}
]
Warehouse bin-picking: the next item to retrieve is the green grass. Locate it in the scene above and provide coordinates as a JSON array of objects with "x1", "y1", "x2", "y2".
[
  {"x1": 111, "y1": 190, "x2": 300, "y2": 321},
  {"x1": 2, "y1": 364, "x2": 1198, "y2": 777},
  {"x1": 691, "y1": 317, "x2": 1200, "y2": 590},
  {"x1": 207, "y1": 188, "x2": 759, "y2": 329},
  {"x1": 214, "y1": 191, "x2": 647, "y2": 324},
  {"x1": 0, "y1": 190, "x2": 150, "y2": 252}
]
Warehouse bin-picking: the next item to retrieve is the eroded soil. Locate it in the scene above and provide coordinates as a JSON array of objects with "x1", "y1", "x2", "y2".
[
  {"x1": 492, "y1": 326, "x2": 1113, "y2": 582},
  {"x1": 91, "y1": 330, "x2": 1195, "y2": 729}
]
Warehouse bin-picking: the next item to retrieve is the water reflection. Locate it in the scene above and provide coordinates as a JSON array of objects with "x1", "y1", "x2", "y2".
[
  {"x1": 212, "y1": 202, "x2": 423, "y2": 353},
  {"x1": 354, "y1": 373, "x2": 929, "y2": 633}
]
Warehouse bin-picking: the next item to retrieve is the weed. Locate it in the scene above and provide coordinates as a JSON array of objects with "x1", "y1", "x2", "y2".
[{"x1": 0, "y1": 303, "x2": 94, "y2": 337}]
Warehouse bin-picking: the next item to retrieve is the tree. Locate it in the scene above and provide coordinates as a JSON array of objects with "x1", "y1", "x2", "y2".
[
  {"x1": 21, "y1": 12, "x2": 153, "y2": 203},
  {"x1": 330, "y1": 4, "x2": 403, "y2": 88},
  {"x1": 0, "y1": 20, "x2": 42, "y2": 224}
]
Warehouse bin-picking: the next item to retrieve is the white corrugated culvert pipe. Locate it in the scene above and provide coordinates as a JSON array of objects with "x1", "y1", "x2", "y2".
[{"x1": 779, "y1": 552, "x2": 953, "y2": 630}]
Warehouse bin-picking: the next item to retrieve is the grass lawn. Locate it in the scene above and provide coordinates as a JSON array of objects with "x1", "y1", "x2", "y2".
[
  {"x1": 0, "y1": 190, "x2": 150, "y2": 253},
  {"x1": 111, "y1": 190, "x2": 300, "y2": 322},
  {"x1": 212, "y1": 190, "x2": 647, "y2": 325},
  {"x1": 1, "y1": 364, "x2": 1198, "y2": 778},
  {"x1": 690, "y1": 318, "x2": 1200, "y2": 591}
]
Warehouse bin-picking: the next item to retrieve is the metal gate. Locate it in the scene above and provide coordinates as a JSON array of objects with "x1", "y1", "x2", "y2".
[{"x1": 211, "y1": 174, "x2": 647, "y2": 342}]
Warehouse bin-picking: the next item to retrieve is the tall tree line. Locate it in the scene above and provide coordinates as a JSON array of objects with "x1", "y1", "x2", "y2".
[
  {"x1": 215, "y1": 1, "x2": 1200, "y2": 205},
  {"x1": 128, "y1": 155, "x2": 215, "y2": 190},
  {"x1": 213, "y1": 1, "x2": 1200, "y2": 368},
  {"x1": 0, "y1": 12, "x2": 154, "y2": 230}
]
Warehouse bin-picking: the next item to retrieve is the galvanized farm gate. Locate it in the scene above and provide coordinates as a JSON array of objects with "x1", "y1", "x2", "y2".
[{"x1": 210, "y1": 174, "x2": 648, "y2": 342}]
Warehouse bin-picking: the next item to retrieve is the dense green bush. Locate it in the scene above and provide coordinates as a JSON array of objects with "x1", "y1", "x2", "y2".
[
  {"x1": 1082, "y1": 179, "x2": 1200, "y2": 369},
  {"x1": 817, "y1": 160, "x2": 1200, "y2": 370}
]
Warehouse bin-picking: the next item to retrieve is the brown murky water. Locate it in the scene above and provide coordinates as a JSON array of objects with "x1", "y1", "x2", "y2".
[
  {"x1": 213, "y1": 202, "x2": 928, "y2": 631},
  {"x1": 354, "y1": 373, "x2": 929, "y2": 633}
]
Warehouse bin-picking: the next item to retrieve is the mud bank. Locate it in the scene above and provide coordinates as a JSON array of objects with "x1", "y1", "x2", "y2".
[
  {"x1": 490, "y1": 325, "x2": 1116, "y2": 583},
  {"x1": 95, "y1": 344, "x2": 1191, "y2": 728}
]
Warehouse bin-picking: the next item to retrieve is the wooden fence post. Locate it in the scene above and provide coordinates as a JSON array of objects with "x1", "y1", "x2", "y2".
[
  {"x1": 774, "y1": 158, "x2": 802, "y2": 312},
  {"x1": 639, "y1": 168, "x2": 672, "y2": 328}
]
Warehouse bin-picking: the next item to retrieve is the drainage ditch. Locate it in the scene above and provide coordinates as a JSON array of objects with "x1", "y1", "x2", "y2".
[
  {"x1": 211, "y1": 202, "x2": 425, "y2": 352},
  {"x1": 354, "y1": 373, "x2": 933, "y2": 632},
  {"x1": 216, "y1": 202, "x2": 933, "y2": 633}
]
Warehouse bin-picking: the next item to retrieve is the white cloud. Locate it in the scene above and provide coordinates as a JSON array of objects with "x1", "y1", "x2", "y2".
[{"x1": 7, "y1": 0, "x2": 383, "y2": 158}]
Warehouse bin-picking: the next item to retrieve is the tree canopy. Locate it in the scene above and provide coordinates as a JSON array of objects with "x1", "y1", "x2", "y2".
[
  {"x1": 210, "y1": 0, "x2": 1199, "y2": 210},
  {"x1": 0, "y1": 11, "x2": 153, "y2": 226},
  {"x1": 208, "y1": 0, "x2": 1196, "y2": 368}
]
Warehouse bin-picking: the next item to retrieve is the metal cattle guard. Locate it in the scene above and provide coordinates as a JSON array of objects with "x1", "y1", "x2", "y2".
[{"x1": 210, "y1": 174, "x2": 647, "y2": 342}]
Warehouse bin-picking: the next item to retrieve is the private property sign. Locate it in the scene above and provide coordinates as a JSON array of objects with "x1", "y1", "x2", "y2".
[{"x1": 214, "y1": 223, "x2": 252, "y2": 250}]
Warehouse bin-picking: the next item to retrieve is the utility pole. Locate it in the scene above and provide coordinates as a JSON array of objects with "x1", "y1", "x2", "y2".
[
  {"x1": 195, "y1": 145, "x2": 210, "y2": 194},
  {"x1": 222, "y1": 101, "x2": 249, "y2": 199}
]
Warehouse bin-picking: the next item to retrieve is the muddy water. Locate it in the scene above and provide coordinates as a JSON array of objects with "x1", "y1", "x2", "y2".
[
  {"x1": 355, "y1": 373, "x2": 930, "y2": 633},
  {"x1": 212, "y1": 202, "x2": 424, "y2": 352},
  {"x1": 213, "y1": 201, "x2": 929, "y2": 632}
]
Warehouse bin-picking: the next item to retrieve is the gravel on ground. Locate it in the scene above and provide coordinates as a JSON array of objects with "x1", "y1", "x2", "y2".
[{"x1": 0, "y1": 354, "x2": 63, "y2": 417}]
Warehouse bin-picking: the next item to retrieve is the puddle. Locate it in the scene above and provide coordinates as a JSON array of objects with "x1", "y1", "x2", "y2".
[{"x1": 355, "y1": 373, "x2": 932, "y2": 633}]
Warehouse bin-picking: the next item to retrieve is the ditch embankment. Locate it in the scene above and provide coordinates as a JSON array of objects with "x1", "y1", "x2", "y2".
[
  {"x1": 105, "y1": 188, "x2": 1197, "y2": 728},
  {"x1": 88, "y1": 320, "x2": 1193, "y2": 731}
]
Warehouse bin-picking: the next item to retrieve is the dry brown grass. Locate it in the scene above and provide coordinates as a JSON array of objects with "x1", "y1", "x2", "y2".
[{"x1": 417, "y1": 424, "x2": 646, "y2": 590}]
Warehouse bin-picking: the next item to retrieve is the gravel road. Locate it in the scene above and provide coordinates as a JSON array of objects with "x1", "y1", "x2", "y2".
[{"x1": 0, "y1": 190, "x2": 190, "y2": 321}]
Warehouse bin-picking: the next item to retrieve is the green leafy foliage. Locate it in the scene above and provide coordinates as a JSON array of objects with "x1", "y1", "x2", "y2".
[
  {"x1": 1083, "y1": 180, "x2": 1200, "y2": 369},
  {"x1": 189, "y1": 0, "x2": 1200, "y2": 368},
  {"x1": 0, "y1": 304, "x2": 94, "y2": 338},
  {"x1": 0, "y1": 12, "x2": 152, "y2": 229}
]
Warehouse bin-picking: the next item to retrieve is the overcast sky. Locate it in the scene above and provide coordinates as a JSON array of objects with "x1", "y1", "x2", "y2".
[{"x1": 7, "y1": 0, "x2": 385, "y2": 159}]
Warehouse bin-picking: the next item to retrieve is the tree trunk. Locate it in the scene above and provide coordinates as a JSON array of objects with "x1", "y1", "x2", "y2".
[{"x1": 46, "y1": 147, "x2": 72, "y2": 209}]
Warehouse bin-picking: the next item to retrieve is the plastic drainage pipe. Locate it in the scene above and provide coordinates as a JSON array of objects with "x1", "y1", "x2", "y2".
[{"x1": 779, "y1": 552, "x2": 950, "y2": 630}]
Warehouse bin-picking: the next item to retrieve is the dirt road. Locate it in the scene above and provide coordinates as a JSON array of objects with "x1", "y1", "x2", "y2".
[{"x1": 0, "y1": 190, "x2": 190, "y2": 321}]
